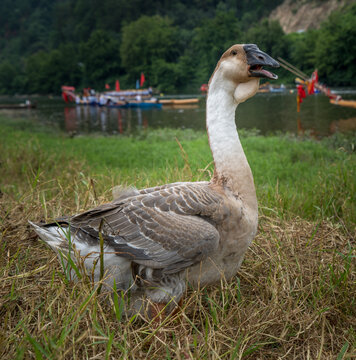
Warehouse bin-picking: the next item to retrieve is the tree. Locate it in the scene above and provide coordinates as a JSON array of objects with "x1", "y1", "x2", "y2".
[
  {"x1": 190, "y1": 7, "x2": 241, "y2": 84},
  {"x1": 314, "y1": 4, "x2": 356, "y2": 86},
  {"x1": 244, "y1": 19, "x2": 290, "y2": 82},
  {"x1": 80, "y1": 30, "x2": 121, "y2": 89},
  {"x1": 44, "y1": 44, "x2": 82, "y2": 93},
  {"x1": 0, "y1": 61, "x2": 17, "y2": 94},
  {"x1": 150, "y1": 59, "x2": 181, "y2": 93},
  {"x1": 245, "y1": 20, "x2": 288, "y2": 59},
  {"x1": 25, "y1": 51, "x2": 50, "y2": 93},
  {"x1": 287, "y1": 30, "x2": 318, "y2": 77},
  {"x1": 2, "y1": 0, "x2": 355, "y2": 93},
  {"x1": 120, "y1": 15, "x2": 180, "y2": 86},
  {"x1": 25, "y1": 44, "x2": 81, "y2": 94}
]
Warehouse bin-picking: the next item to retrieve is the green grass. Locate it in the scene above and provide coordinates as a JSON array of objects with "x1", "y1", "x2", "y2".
[
  {"x1": 0, "y1": 115, "x2": 355, "y2": 359},
  {"x1": 1, "y1": 116, "x2": 355, "y2": 228}
]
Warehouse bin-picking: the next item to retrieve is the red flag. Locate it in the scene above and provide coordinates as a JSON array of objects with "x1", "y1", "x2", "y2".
[
  {"x1": 62, "y1": 92, "x2": 69, "y2": 103},
  {"x1": 200, "y1": 83, "x2": 208, "y2": 92},
  {"x1": 297, "y1": 85, "x2": 307, "y2": 112},
  {"x1": 307, "y1": 70, "x2": 319, "y2": 95},
  {"x1": 312, "y1": 70, "x2": 318, "y2": 83},
  {"x1": 115, "y1": 80, "x2": 120, "y2": 91},
  {"x1": 140, "y1": 72, "x2": 145, "y2": 87},
  {"x1": 307, "y1": 80, "x2": 315, "y2": 95},
  {"x1": 297, "y1": 85, "x2": 306, "y2": 102},
  {"x1": 105, "y1": 83, "x2": 110, "y2": 90}
]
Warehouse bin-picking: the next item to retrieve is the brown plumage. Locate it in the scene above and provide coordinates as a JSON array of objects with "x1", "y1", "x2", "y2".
[{"x1": 30, "y1": 44, "x2": 279, "y2": 318}]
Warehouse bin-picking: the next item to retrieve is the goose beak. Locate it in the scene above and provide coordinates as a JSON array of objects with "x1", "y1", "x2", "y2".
[{"x1": 244, "y1": 44, "x2": 279, "y2": 80}]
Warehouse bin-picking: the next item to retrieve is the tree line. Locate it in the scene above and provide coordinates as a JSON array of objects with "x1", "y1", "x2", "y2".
[{"x1": 0, "y1": 0, "x2": 355, "y2": 95}]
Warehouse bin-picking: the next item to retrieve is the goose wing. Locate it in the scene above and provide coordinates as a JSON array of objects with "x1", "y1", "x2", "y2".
[{"x1": 69, "y1": 182, "x2": 225, "y2": 273}]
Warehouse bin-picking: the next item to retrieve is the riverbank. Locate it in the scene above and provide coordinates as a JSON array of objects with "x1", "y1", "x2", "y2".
[
  {"x1": 1, "y1": 117, "x2": 354, "y2": 227},
  {"x1": 2, "y1": 91, "x2": 356, "y2": 137},
  {"x1": 0, "y1": 117, "x2": 355, "y2": 358}
]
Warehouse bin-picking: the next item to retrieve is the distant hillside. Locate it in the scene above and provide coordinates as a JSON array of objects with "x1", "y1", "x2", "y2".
[
  {"x1": 269, "y1": 0, "x2": 350, "y2": 33},
  {"x1": 0, "y1": 0, "x2": 355, "y2": 93}
]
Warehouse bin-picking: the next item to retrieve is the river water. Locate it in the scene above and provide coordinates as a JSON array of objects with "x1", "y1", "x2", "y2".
[{"x1": 1, "y1": 91, "x2": 356, "y2": 137}]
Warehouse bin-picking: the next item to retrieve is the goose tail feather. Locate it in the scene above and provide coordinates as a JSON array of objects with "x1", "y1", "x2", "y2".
[{"x1": 28, "y1": 221, "x2": 69, "y2": 252}]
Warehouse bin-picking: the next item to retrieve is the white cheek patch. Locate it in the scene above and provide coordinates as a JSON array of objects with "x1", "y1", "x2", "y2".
[
  {"x1": 221, "y1": 58, "x2": 245, "y2": 80},
  {"x1": 234, "y1": 79, "x2": 260, "y2": 103},
  {"x1": 220, "y1": 59, "x2": 236, "y2": 73}
]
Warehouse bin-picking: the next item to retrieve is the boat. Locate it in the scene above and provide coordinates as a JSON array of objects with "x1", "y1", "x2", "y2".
[
  {"x1": 104, "y1": 88, "x2": 153, "y2": 99},
  {"x1": 61, "y1": 86, "x2": 76, "y2": 103},
  {"x1": 62, "y1": 84, "x2": 198, "y2": 109},
  {"x1": 0, "y1": 102, "x2": 36, "y2": 109},
  {"x1": 277, "y1": 59, "x2": 355, "y2": 109},
  {"x1": 329, "y1": 98, "x2": 356, "y2": 109},
  {"x1": 258, "y1": 82, "x2": 286, "y2": 93},
  {"x1": 269, "y1": 84, "x2": 286, "y2": 93},
  {"x1": 87, "y1": 94, "x2": 198, "y2": 109},
  {"x1": 105, "y1": 100, "x2": 162, "y2": 109},
  {"x1": 129, "y1": 101, "x2": 162, "y2": 109},
  {"x1": 159, "y1": 98, "x2": 199, "y2": 105}
]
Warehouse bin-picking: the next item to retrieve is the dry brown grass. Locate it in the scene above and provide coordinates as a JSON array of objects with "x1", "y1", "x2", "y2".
[
  {"x1": 1, "y1": 178, "x2": 355, "y2": 359},
  {"x1": 0, "y1": 123, "x2": 355, "y2": 358}
]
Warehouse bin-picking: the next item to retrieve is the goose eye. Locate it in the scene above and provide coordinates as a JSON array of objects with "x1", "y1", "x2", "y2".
[{"x1": 231, "y1": 50, "x2": 237, "y2": 55}]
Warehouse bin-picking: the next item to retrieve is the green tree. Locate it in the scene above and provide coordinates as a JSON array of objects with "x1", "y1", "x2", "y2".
[
  {"x1": 244, "y1": 19, "x2": 290, "y2": 82},
  {"x1": 245, "y1": 20, "x2": 288, "y2": 59},
  {"x1": 314, "y1": 4, "x2": 356, "y2": 86},
  {"x1": 0, "y1": 61, "x2": 17, "y2": 94},
  {"x1": 2, "y1": 0, "x2": 356, "y2": 93},
  {"x1": 150, "y1": 59, "x2": 181, "y2": 93},
  {"x1": 190, "y1": 7, "x2": 241, "y2": 84},
  {"x1": 120, "y1": 15, "x2": 180, "y2": 86},
  {"x1": 25, "y1": 44, "x2": 81, "y2": 94},
  {"x1": 287, "y1": 30, "x2": 318, "y2": 78},
  {"x1": 44, "y1": 44, "x2": 82, "y2": 93},
  {"x1": 25, "y1": 51, "x2": 49, "y2": 93},
  {"x1": 80, "y1": 29, "x2": 121, "y2": 89}
]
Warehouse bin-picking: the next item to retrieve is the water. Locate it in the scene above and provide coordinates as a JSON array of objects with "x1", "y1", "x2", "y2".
[{"x1": 1, "y1": 91, "x2": 356, "y2": 137}]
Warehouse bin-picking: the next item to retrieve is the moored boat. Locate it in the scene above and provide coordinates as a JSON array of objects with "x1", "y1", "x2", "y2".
[
  {"x1": 61, "y1": 84, "x2": 199, "y2": 109},
  {"x1": 330, "y1": 98, "x2": 356, "y2": 109},
  {"x1": 159, "y1": 98, "x2": 199, "y2": 105},
  {"x1": 0, "y1": 102, "x2": 36, "y2": 109},
  {"x1": 105, "y1": 100, "x2": 162, "y2": 109}
]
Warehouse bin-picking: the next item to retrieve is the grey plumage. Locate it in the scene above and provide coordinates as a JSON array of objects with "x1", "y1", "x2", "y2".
[
  {"x1": 31, "y1": 181, "x2": 226, "y2": 315},
  {"x1": 69, "y1": 182, "x2": 222, "y2": 273},
  {"x1": 29, "y1": 44, "x2": 277, "y2": 317}
]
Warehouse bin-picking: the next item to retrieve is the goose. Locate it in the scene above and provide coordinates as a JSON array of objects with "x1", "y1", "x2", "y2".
[{"x1": 30, "y1": 44, "x2": 279, "y2": 318}]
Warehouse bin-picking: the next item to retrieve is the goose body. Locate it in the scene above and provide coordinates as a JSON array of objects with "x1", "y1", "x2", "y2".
[{"x1": 30, "y1": 44, "x2": 279, "y2": 316}]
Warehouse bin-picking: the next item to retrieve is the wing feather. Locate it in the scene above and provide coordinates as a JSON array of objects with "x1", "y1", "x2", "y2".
[{"x1": 70, "y1": 182, "x2": 225, "y2": 272}]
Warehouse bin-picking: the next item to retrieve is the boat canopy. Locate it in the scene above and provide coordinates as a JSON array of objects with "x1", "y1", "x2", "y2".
[{"x1": 104, "y1": 89, "x2": 152, "y2": 97}]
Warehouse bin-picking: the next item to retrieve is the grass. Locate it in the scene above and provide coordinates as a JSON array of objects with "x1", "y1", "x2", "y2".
[{"x1": 0, "y1": 116, "x2": 355, "y2": 359}]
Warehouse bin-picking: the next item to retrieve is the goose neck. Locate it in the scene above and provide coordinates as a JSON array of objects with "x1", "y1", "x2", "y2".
[{"x1": 206, "y1": 82, "x2": 256, "y2": 208}]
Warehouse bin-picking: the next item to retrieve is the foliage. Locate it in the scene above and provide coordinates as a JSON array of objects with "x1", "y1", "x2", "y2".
[
  {"x1": 287, "y1": 3, "x2": 356, "y2": 86},
  {"x1": 25, "y1": 44, "x2": 82, "y2": 94},
  {"x1": 120, "y1": 15, "x2": 180, "y2": 88},
  {"x1": 0, "y1": 61, "x2": 18, "y2": 94},
  {"x1": 245, "y1": 20, "x2": 288, "y2": 59},
  {"x1": 190, "y1": 7, "x2": 241, "y2": 84},
  {"x1": 0, "y1": 1, "x2": 355, "y2": 94},
  {"x1": 245, "y1": 20, "x2": 291, "y2": 81},
  {"x1": 80, "y1": 30, "x2": 121, "y2": 89},
  {"x1": 287, "y1": 30, "x2": 319, "y2": 76},
  {"x1": 314, "y1": 3, "x2": 356, "y2": 86}
]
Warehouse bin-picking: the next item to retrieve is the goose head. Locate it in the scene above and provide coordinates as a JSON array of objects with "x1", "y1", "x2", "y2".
[{"x1": 211, "y1": 44, "x2": 279, "y2": 104}]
